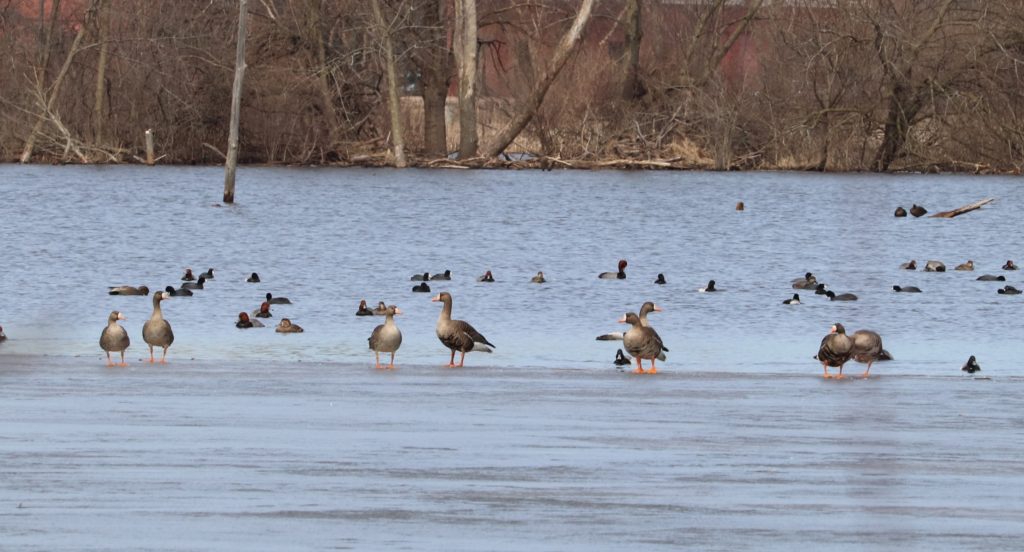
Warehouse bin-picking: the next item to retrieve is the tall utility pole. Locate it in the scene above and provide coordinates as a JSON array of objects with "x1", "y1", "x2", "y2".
[{"x1": 223, "y1": 0, "x2": 248, "y2": 204}]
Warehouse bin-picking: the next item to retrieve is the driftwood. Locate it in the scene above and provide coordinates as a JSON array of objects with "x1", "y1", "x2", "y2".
[{"x1": 930, "y1": 198, "x2": 995, "y2": 218}]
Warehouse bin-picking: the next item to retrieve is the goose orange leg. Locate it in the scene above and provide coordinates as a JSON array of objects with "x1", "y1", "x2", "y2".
[
  {"x1": 634, "y1": 357, "x2": 646, "y2": 374},
  {"x1": 148, "y1": 346, "x2": 155, "y2": 364},
  {"x1": 374, "y1": 351, "x2": 382, "y2": 369},
  {"x1": 860, "y1": 361, "x2": 873, "y2": 379},
  {"x1": 648, "y1": 358, "x2": 658, "y2": 374},
  {"x1": 388, "y1": 352, "x2": 396, "y2": 370},
  {"x1": 457, "y1": 351, "x2": 466, "y2": 367},
  {"x1": 447, "y1": 349, "x2": 457, "y2": 368},
  {"x1": 119, "y1": 351, "x2": 127, "y2": 367},
  {"x1": 160, "y1": 347, "x2": 168, "y2": 364},
  {"x1": 105, "y1": 352, "x2": 115, "y2": 367},
  {"x1": 822, "y1": 363, "x2": 832, "y2": 379}
]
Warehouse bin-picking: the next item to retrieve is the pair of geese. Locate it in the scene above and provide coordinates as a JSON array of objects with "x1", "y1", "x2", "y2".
[
  {"x1": 366, "y1": 292, "x2": 495, "y2": 369},
  {"x1": 597, "y1": 301, "x2": 669, "y2": 374},
  {"x1": 816, "y1": 323, "x2": 886, "y2": 379}
]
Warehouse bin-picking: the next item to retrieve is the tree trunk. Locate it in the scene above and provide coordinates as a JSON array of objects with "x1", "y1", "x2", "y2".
[
  {"x1": 480, "y1": 0, "x2": 596, "y2": 159},
  {"x1": 417, "y1": 0, "x2": 450, "y2": 158},
  {"x1": 92, "y1": 0, "x2": 110, "y2": 146},
  {"x1": 453, "y1": 0, "x2": 478, "y2": 158},
  {"x1": 223, "y1": 0, "x2": 248, "y2": 204},
  {"x1": 621, "y1": 0, "x2": 642, "y2": 99},
  {"x1": 371, "y1": 0, "x2": 406, "y2": 168}
]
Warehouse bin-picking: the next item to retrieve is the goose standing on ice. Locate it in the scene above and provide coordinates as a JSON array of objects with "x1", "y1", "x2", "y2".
[
  {"x1": 142, "y1": 291, "x2": 174, "y2": 363},
  {"x1": 431, "y1": 292, "x2": 495, "y2": 367},
  {"x1": 368, "y1": 305, "x2": 403, "y2": 369}
]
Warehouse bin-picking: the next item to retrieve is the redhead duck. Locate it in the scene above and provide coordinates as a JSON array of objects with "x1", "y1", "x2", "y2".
[
  {"x1": 598, "y1": 260, "x2": 627, "y2": 279},
  {"x1": 99, "y1": 311, "x2": 130, "y2": 366},
  {"x1": 266, "y1": 292, "x2": 291, "y2": 304},
  {"x1": 253, "y1": 302, "x2": 273, "y2": 318},
  {"x1": 181, "y1": 277, "x2": 206, "y2": 290},
  {"x1": 356, "y1": 300, "x2": 374, "y2": 316},
  {"x1": 108, "y1": 285, "x2": 150, "y2": 296},
  {"x1": 783, "y1": 293, "x2": 800, "y2": 305},
  {"x1": 247, "y1": 272, "x2": 260, "y2": 283},
  {"x1": 142, "y1": 291, "x2": 174, "y2": 363},
  {"x1": 735, "y1": 201, "x2": 745, "y2": 211},
  {"x1": 531, "y1": 271, "x2": 546, "y2": 284},
  {"x1": 412, "y1": 282, "x2": 431, "y2": 293},
  {"x1": 368, "y1": 305, "x2": 403, "y2": 369},
  {"x1": 165, "y1": 285, "x2": 192, "y2": 297},
  {"x1": 432, "y1": 292, "x2": 495, "y2": 367},
  {"x1": 181, "y1": 268, "x2": 195, "y2": 281},
  {"x1": 236, "y1": 312, "x2": 264, "y2": 328},
  {"x1": 477, "y1": 270, "x2": 495, "y2": 283},
  {"x1": 275, "y1": 318, "x2": 304, "y2": 333},
  {"x1": 1003, "y1": 260, "x2": 1018, "y2": 270},
  {"x1": 654, "y1": 273, "x2": 666, "y2": 285}
]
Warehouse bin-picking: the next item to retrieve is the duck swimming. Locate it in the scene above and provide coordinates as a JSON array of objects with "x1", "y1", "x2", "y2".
[
  {"x1": 910, "y1": 204, "x2": 928, "y2": 217},
  {"x1": 373, "y1": 301, "x2": 388, "y2": 315},
  {"x1": 477, "y1": 270, "x2": 495, "y2": 283},
  {"x1": 247, "y1": 272, "x2": 260, "y2": 283},
  {"x1": 614, "y1": 349, "x2": 631, "y2": 367},
  {"x1": 826, "y1": 290, "x2": 858, "y2": 301},
  {"x1": 654, "y1": 273, "x2": 666, "y2": 285},
  {"x1": 814, "y1": 283, "x2": 829, "y2": 295},
  {"x1": 977, "y1": 274, "x2": 1006, "y2": 281},
  {"x1": 275, "y1": 318, "x2": 304, "y2": 333},
  {"x1": 924, "y1": 261, "x2": 946, "y2": 272},
  {"x1": 412, "y1": 282, "x2": 431, "y2": 293},
  {"x1": 598, "y1": 259, "x2": 627, "y2": 280},
  {"x1": 368, "y1": 305, "x2": 403, "y2": 369},
  {"x1": 430, "y1": 270, "x2": 452, "y2": 281},
  {"x1": 108, "y1": 285, "x2": 150, "y2": 296},
  {"x1": 0, "y1": 325, "x2": 6, "y2": 342},
  {"x1": 997, "y1": 285, "x2": 1022, "y2": 295},
  {"x1": 236, "y1": 312, "x2": 263, "y2": 328},
  {"x1": 1003, "y1": 260, "x2": 1018, "y2": 270},
  {"x1": 893, "y1": 285, "x2": 922, "y2": 293},
  {"x1": 164, "y1": 285, "x2": 192, "y2": 297},
  {"x1": 698, "y1": 280, "x2": 718, "y2": 292},
  {"x1": 531, "y1": 271, "x2": 546, "y2": 284},
  {"x1": 792, "y1": 272, "x2": 818, "y2": 289},
  {"x1": 955, "y1": 260, "x2": 975, "y2": 271},
  {"x1": 142, "y1": 291, "x2": 174, "y2": 364},
  {"x1": 356, "y1": 300, "x2": 374, "y2": 316},
  {"x1": 199, "y1": 268, "x2": 215, "y2": 280},
  {"x1": 432, "y1": 292, "x2": 495, "y2": 367},
  {"x1": 411, "y1": 272, "x2": 430, "y2": 281},
  {"x1": 962, "y1": 355, "x2": 981, "y2": 374},
  {"x1": 266, "y1": 292, "x2": 291, "y2": 304},
  {"x1": 99, "y1": 311, "x2": 130, "y2": 367},
  {"x1": 181, "y1": 268, "x2": 195, "y2": 281},
  {"x1": 783, "y1": 293, "x2": 800, "y2": 305},
  {"x1": 899, "y1": 260, "x2": 917, "y2": 270},
  {"x1": 181, "y1": 277, "x2": 205, "y2": 290},
  {"x1": 894, "y1": 206, "x2": 907, "y2": 217},
  {"x1": 253, "y1": 302, "x2": 272, "y2": 318}
]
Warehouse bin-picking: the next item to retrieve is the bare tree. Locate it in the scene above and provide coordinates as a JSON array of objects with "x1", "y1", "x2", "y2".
[
  {"x1": 453, "y1": 0, "x2": 478, "y2": 158},
  {"x1": 370, "y1": 0, "x2": 407, "y2": 167},
  {"x1": 224, "y1": 0, "x2": 250, "y2": 204}
]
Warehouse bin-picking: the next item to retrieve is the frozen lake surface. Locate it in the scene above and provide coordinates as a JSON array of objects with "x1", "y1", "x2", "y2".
[
  {"x1": 2, "y1": 355, "x2": 1023, "y2": 550},
  {"x1": 1, "y1": 166, "x2": 1023, "y2": 548}
]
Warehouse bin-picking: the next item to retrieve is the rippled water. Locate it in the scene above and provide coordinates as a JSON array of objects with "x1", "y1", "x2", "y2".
[
  {"x1": 3, "y1": 166, "x2": 1024, "y2": 550},
  {"x1": 1, "y1": 165, "x2": 1021, "y2": 373}
]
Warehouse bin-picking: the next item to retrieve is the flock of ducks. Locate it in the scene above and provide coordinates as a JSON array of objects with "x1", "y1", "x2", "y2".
[{"x1": 3, "y1": 250, "x2": 1012, "y2": 375}]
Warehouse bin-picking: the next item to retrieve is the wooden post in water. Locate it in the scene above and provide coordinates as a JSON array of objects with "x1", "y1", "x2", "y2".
[
  {"x1": 144, "y1": 129, "x2": 155, "y2": 165},
  {"x1": 223, "y1": 0, "x2": 248, "y2": 204}
]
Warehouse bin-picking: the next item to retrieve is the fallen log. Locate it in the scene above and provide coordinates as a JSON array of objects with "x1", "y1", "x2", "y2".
[{"x1": 930, "y1": 198, "x2": 994, "y2": 218}]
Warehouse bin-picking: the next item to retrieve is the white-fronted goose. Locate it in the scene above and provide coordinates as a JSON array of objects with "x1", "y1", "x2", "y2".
[
  {"x1": 275, "y1": 318, "x2": 304, "y2": 333},
  {"x1": 236, "y1": 312, "x2": 263, "y2": 328},
  {"x1": 412, "y1": 282, "x2": 431, "y2": 293},
  {"x1": 910, "y1": 204, "x2": 928, "y2": 217},
  {"x1": 893, "y1": 285, "x2": 922, "y2": 293},
  {"x1": 199, "y1": 268, "x2": 215, "y2": 280},
  {"x1": 826, "y1": 291, "x2": 858, "y2": 301},
  {"x1": 924, "y1": 260, "x2": 945, "y2": 272},
  {"x1": 165, "y1": 285, "x2": 192, "y2": 297},
  {"x1": 894, "y1": 206, "x2": 907, "y2": 217},
  {"x1": 998, "y1": 285, "x2": 1022, "y2": 295},
  {"x1": 598, "y1": 259, "x2": 627, "y2": 280},
  {"x1": 181, "y1": 277, "x2": 206, "y2": 290},
  {"x1": 654, "y1": 273, "x2": 667, "y2": 285},
  {"x1": 100, "y1": 311, "x2": 130, "y2": 366},
  {"x1": 181, "y1": 268, "x2": 195, "y2": 281},
  {"x1": 368, "y1": 305, "x2": 403, "y2": 369},
  {"x1": 142, "y1": 291, "x2": 174, "y2": 363},
  {"x1": 620, "y1": 312, "x2": 666, "y2": 374},
  {"x1": 247, "y1": 272, "x2": 260, "y2": 283},
  {"x1": 955, "y1": 260, "x2": 975, "y2": 271},
  {"x1": 899, "y1": 260, "x2": 917, "y2": 270},
  {"x1": 595, "y1": 301, "x2": 665, "y2": 344},
  {"x1": 356, "y1": 300, "x2": 374, "y2": 316},
  {"x1": 477, "y1": 270, "x2": 495, "y2": 282},
  {"x1": 783, "y1": 294, "x2": 800, "y2": 305},
  {"x1": 817, "y1": 322, "x2": 853, "y2": 378},
  {"x1": 411, "y1": 272, "x2": 430, "y2": 281},
  {"x1": 108, "y1": 285, "x2": 149, "y2": 296},
  {"x1": 430, "y1": 270, "x2": 452, "y2": 281},
  {"x1": 962, "y1": 355, "x2": 981, "y2": 374},
  {"x1": 850, "y1": 329, "x2": 885, "y2": 378},
  {"x1": 266, "y1": 292, "x2": 291, "y2": 304},
  {"x1": 531, "y1": 271, "x2": 546, "y2": 283},
  {"x1": 977, "y1": 274, "x2": 1006, "y2": 281},
  {"x1": 1003, "y1": 260, "x2": 1018, "y2": 270},
  {"x1": 253, "y1": 302, "x2": 272, "y2": 318},
  {"x1": 431, "y1": 292, "x2": 495, "y2": 367}
]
